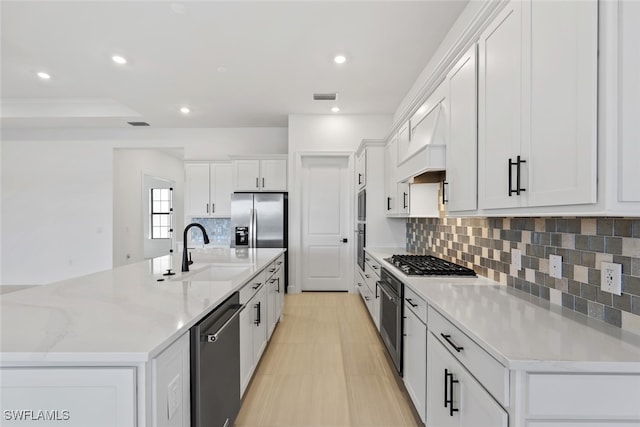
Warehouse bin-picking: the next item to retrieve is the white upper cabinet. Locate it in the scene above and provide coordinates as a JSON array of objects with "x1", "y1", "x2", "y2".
[
  {"x1": 233, "y1": 159, "x2": 261, "y2": 191},
  {"x1": 260, "y1": 159, "x2": 287, "y2": 191},
  {"x1": 185, "y1": 162, "x2": 232, "y2": 217},
  {"x1": 232, "y1": 157, "x2": 287, "y2": 192},
  {"x1": 384, "y1": 137, "x2": 399, "y2": 215},
  {"x1": 478, "y1": 0, "x2": 523, "y2": 211},
  {"x1": 446, "y1": 45, "x2": 478, "y2": 213},
  {"x1": 478, "y1": 0, "x2": 598, "y2": 211},
  {"x1": 619, "y1": 0, "x2": 640, "y2": 202},
  {"x1": 356, "y1": 150, "x2": 366, "y2": 190}
]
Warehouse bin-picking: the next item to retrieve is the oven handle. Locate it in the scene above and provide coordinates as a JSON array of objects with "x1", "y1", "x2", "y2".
[{"x1": 378, "y1": 280, "x2": 399, "y2": 304}]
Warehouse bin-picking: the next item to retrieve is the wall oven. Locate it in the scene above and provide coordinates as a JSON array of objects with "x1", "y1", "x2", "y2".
[
  {"x1": 357, "y1": 189, "x2": 366, "y2": 222},
  {"x1": 378, "y1": 268, "x2": 403, "y2": 375},
  {"x1": 357, "y1": 223, "x2": 366, "y2": 271}
]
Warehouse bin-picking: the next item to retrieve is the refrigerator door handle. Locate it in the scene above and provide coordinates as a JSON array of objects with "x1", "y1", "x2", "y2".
[{"x1": 250, "y1": 208, "x2": 257, "y2": 248}]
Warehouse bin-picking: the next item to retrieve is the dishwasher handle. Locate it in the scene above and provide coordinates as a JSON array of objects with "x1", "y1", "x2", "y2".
[{"x1": 203, "y1": 304, "x2": 245, "y2": 343}]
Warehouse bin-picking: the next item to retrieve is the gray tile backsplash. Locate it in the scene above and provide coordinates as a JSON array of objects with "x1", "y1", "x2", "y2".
[{"x1": 407, "y1": 216, "x2": 640, "y2": 328}]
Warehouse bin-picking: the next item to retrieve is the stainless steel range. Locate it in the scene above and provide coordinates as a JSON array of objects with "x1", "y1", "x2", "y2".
[
  {"x1": 377, "y1": 254, "x2": 476, "y2": 376},
  {"x1": 384, "y1": 254, "x2": 476, "y2": 277}
]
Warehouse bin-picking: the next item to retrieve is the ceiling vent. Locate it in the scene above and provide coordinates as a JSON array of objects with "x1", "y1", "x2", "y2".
[
  {"x1": 127, "y1": 121, "x2": 150, "y2": 126},
  {"x1": 313, "y1": 93, "x2": 337, "y2": 101}
]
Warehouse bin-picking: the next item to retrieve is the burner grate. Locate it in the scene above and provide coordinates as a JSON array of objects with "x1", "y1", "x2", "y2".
[{"x1": 384, "y1": 255, "x2": 476, "y2": 276}]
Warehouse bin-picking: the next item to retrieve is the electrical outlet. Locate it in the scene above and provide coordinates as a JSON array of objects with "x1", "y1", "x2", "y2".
[
  {"x1": 549, "y1": 254, "x2": 562, "y2": 279},
  {"x1": 428, "y1": 235, "x2": 433, "y2": 247},
  {"x1": 512, "y1": 248, "x2": 522, "y2": 271},
  {"x1": 167, "y1": 374, "x2": 181, "y2": 420},
  {"x1": 601, "y1": 262, "x2": 622, "y2": 296}
]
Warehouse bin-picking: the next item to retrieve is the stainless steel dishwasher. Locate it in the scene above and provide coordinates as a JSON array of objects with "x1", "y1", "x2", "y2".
[{"x1": 191, "y1": 292, "x2": 243, "y2": 427}]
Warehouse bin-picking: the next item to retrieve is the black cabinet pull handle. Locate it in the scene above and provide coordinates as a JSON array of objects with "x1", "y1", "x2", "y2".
[
  {"x1": 256, "y1": 177, "x2": 259, "y2": 189},
  {"x1": 441, "y1": 333, "x2": 464, "y2": 352},
  {"x1": 516, "y1": 155, "x2": 526, "y2": 195},
  {"x1": 447, "y1": 370, "x2": 459, "y2": 416},
  {"x1": 375, "y1": 283, "x2": 379, "y2": 299},
  {"x1": 406, "y1": 298, "x2": 418, "y2": 308},
  {"x1": 276, "y1": 277, "x2": 280, "y2": 293},
  {"x1": 262, "y1": 177, "x2": 265, "y2": 188},
  {"x1": 444, "y1": 368, "x2": 449, "y2": 408},
  {"x1": 358, "y1": 173, "x2": 362, "y2": 185},
  {"x1": 387, "y1": 196, "x2": 391, "y2": 211},
  {"x1": 442, "y1": 181, "x2": 448, "y2": 204},
  {"x1": 403, "y1": 192, "x2": 408, "y2": 209},
  {"x1": 211, "y1": 203, "x2": 215, "y2": 213},
  {"x1": 509, "y1": 156, "x2": 527, "y2": 196},
  {"x1": 254, "y1": 302, "x2": 261, "y2": 325}
]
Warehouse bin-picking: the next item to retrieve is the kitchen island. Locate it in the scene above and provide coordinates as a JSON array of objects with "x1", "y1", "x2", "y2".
[{"x1": 0, "y1": 247, "x2": 285, "y2": 427}]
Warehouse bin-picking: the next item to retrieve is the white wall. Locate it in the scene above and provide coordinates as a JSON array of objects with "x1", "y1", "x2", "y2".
[
  {"x1": 1, "y1": 127, "x2": 286, "y2": 285},
  {"x1": 287, "y1": 114, "x2": 393, "y2": 293},
  {"x1": 1, "y1": 140, "x2": 113, "y2": 285},
  {"x1": 113, "y1": 149, "x2": 185, "y2": 267}
]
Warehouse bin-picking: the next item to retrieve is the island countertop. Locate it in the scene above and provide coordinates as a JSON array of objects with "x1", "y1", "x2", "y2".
[{"x1": 0, "y1": 248, "x2": 285, "y2": 364}]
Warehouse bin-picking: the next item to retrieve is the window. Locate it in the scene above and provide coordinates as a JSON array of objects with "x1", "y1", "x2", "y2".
[{"x1": 150, "y1": 188, "x2": 173, "y2": 239}]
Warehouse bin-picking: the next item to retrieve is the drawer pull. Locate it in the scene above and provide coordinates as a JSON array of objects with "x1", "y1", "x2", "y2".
[
  {"x1": 372, "y1": 265, "x2": 379, "y2": 270},
  {"x1": 406, "y1": 298, "x2": 418, "y2": 308},
  {"x1": 365, "y1": 274, "x2": 371, "y2": 279},
  {"x1": 441, "y1": 333, "x2": 464, "y2": 352}
]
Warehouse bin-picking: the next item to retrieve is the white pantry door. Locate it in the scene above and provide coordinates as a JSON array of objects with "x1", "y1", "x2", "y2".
[{"x1": 301, "y1": 155, "x2": 351, "y2": 291}]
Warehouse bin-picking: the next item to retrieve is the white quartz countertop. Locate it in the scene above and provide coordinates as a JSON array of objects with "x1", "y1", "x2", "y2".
[
  {"x1": 0, "y1": 248, "x2": 284, "y2": 364},
  {"x1": 366, "y1": 247, "x2": 640, "y2": 371}
]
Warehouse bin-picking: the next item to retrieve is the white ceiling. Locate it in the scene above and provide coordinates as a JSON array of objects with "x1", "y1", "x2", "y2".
[{"x1": 0, "y1": 1, "x2": 468, "y2": 129}]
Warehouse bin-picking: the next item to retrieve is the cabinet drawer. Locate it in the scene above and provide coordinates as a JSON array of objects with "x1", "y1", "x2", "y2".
[
  {"x1": 363, "y1": 253, "x2": 381, "y2": 274},
  {"x1": 404, "y1": 286, "x2": 427, "y2": 324},
  {"x1": 429, "y1": 307, "x2": 509, "y2": 406},
  {"x1": 240, "y1": 271, "x2": 266, "y2": 305},
  {"x1": 363, "y1": 262, "x2": 379, "y2": 292},
  {"x1": 526, "y1": 373, "x2": 640, "y2": 420}
]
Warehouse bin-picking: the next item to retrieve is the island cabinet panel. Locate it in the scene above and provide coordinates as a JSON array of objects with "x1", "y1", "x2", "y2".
[
  {"x1": 0, "y1": 367, "x2": 136, "y2": 426},
  {"x1": 152, "y1": 332, "x2": 190, "y2": 427}
]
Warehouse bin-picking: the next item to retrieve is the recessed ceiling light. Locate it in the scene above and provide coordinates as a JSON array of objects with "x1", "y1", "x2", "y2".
[
  {"x1": 37, "y1": 72, "x2": 51, "y2": 80},
  {"x1": 217, "y1": 66, "x2": 227, "y2": 73},
  {"x1": 112, "y1": 55, "x2": 127, "y2": 65},
  {"x1": 331, "y1": 107, "x2": 340, "y2": 113},
  {"x1": 180, "y1": 107, "x2": 190, "y2": 114},
  {"x1": 334, "y1": 55, "x2": 346, "y2": 64}
]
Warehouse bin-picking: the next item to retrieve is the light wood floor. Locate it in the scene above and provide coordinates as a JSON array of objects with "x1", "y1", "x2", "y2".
[{"x1": 235, "y1": 292, "x2": 423, "y2": 427}]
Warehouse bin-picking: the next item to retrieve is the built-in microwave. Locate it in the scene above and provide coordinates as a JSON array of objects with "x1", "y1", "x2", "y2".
[{"x1": 357, "y1": 189, "x2": 366, "y2": 222}]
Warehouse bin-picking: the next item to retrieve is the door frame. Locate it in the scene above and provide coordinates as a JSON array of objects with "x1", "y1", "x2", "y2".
[{"x1": 289, "y1": 151, "x2": 355, "y2": 294}]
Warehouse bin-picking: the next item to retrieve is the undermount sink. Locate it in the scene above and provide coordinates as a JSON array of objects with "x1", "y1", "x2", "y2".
[{"x1": 169, "y1": 264, "x2": 251, "y2": 282}]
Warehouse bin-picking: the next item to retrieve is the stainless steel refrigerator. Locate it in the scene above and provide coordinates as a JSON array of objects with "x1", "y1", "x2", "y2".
[{"x1": 231, "y1": 192, "x2": 288, "y2": 288}]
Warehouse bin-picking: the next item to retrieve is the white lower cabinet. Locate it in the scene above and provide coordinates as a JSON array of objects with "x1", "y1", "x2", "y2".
[
  {"x1": 0, "y1": 367, "x2": 136, "y2": 427},
  {"x1": 427, "y1": 332, "x2": 508, "y2": 427},
  {"x1": 403, "y1": 299, "x2": 427, "y2": 423},
  {"x1": 240, "y1": 271, "x2": 268, "y2": 396},
  {"x1": 153, "y1": 332, "x2": 190, "y2": 427}
]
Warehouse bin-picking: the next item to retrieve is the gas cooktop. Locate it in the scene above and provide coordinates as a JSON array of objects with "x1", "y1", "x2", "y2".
[{"x1": 384, "y1": 254, "x2": 476, "y2": 277}]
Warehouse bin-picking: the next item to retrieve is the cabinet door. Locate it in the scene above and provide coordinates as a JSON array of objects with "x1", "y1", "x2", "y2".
[
  {"x1": 403, "y1": 304, "x2": 426, "y2": 423},
  {"x1": 210, "y1": 163, "x2": 232, "y2": 217},
  {"x1": 620, "y1": 0, "x2": 640, "y2": 202},
  {"x1": 261, "y1": 159, "x2": 287, "y2": 191},
  {"x1": 478, "y1": 0, "x2": 522, "y2": 210},
  {"x1": 384, "y1": 137, "x2": 398, "y2": 215},
  {"x1": 427, "y1": 333, "x2": 508, "y2": 427},
  {"x1": 185, "y1": 164, "x2": 211, "y2": 217},
  {"x1": 266, "y1": 277, "x2": 277, "y2": 339},
  {"x1": 252, "y1": 285, "x2": 268, "y2": 362},
  {"x1": 239, "y1": 301, "x2": 254, "y2": 396},
  {"x1": 446, "y1": 45, "x2": 478, "y2": 212},
  {"x1": 524, "y1": 0, "x2": 597, "y2": 207},
  {"x1": 356, "y1": 150, "x2": 366, "y2": 189},
  {"x1": 233, "y1": 160, "x2": 261, "y2": 191}
]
